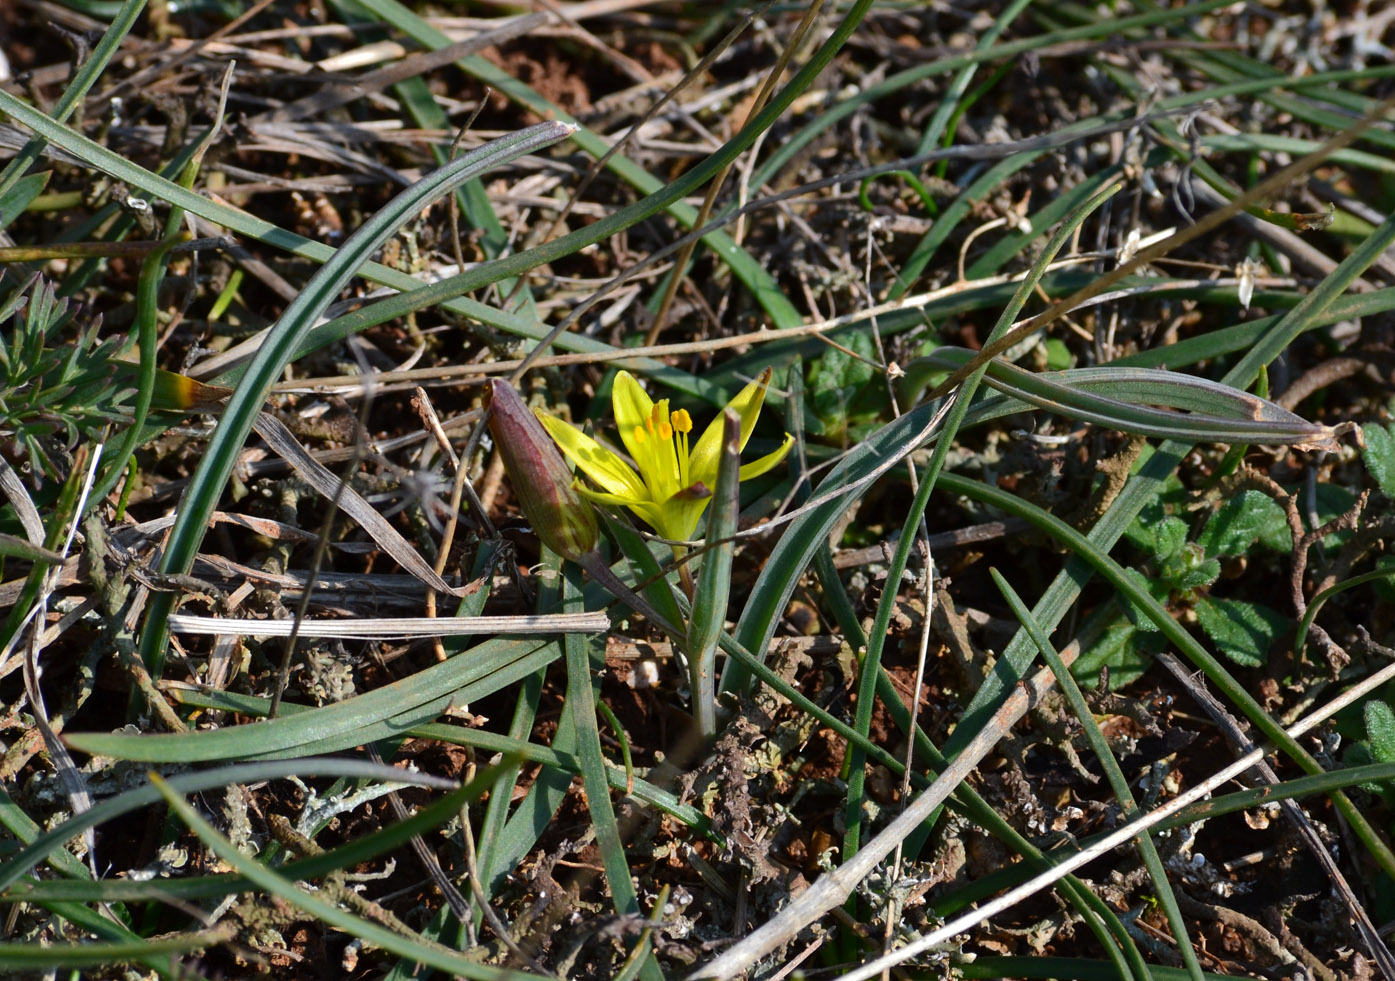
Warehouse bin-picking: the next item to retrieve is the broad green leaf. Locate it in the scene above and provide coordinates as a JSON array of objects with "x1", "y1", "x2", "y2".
[
  {"x1": 807, "y1": 329, "x2": 878, "y2": 440},
  {"x1": 1044, "y1": 337, "x2": 1072, "y2": 370},
  {"x1": 1160, "y1": 544, "x2": 1221, "y2": 591},
  {"x1": 1118, "y1": 568, "x2": 1171, "y2": 631},
  {"x1": 1198, "y1": 489, "x2": 1292, "y2": 556},
  {"x1": 1366, "y1": 700, "x2": 1395, "y2": 765},
  {"x1": 1193, "y1": 596, "x2": 1289, "y2": 668},
  {"x1": 1149, "y1": 516, "x2": 1189, "y2": 563},
  {"x1": 1363, "y1": 422, "x2": 1395, "y2": 498},
  {"x1": 1073, "y1": 619, "x2": 1163, "y2": 689},
  {"x1": 1123, "y1": 464, "x2": 1186, "y2": 551}
]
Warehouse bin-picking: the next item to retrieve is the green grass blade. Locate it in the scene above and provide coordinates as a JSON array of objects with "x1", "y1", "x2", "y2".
[
  {"x1": 473, "y1": 671, "x2": 544, "y2": 901},
  {"x1": 1296, "y1": 568, "x2": 1395, "y2": 657},
  {"x1": 1111, "y1": 288, "x2": 1395, "y2": 369},
  {"x1": 0, "y1": 933, "x2": 217, "y2": 973},
  {"x1": 560, "y1": 561, "x2": 657, "y2": 977},
  {"x1": 958, "y1": 956, "x2": 1235, "y2": 981},
  {"x1": 67, "y1": 636, "x2": 559, "y2": 762},
  {"x1": 0, "y1": 172, "x2": 50, "y2": 231},
  {"x1": 687, "y1": 410, "x2": 741, "y2": 741},
  {"x1": 88, "y1": 235, "x2": 175, "y2": 505},
  {"x1": 601, "y1": 512, "x2": 686, "y2": 634}
]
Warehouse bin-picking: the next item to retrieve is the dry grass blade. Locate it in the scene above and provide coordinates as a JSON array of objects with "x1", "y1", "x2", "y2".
[
  {"x1": 251, "y1": 412, "x2": 468, "y2": 597},
  {"x1": 168, "y1": 612, "x2": 610, "y2": 639}
]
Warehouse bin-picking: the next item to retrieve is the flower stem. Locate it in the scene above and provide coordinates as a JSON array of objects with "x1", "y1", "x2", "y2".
[{"x1": 673, "y1": 544, "x2": 696, "y2": 600}]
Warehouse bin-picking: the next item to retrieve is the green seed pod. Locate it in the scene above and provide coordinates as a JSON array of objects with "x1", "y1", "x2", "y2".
[{"x1": 487, "y1": 379, "x2": 599, "y2": 561}]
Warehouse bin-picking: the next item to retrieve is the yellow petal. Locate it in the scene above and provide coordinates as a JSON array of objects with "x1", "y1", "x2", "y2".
[
  {"x1": 654, "y1": 481, "x2": 717, "y2": 542},
  {"x1": 663, "y1": 497, "x2": 711, "y2": 543},
  {"x1": 535, "y1": 409, "x2": 647, "y2": 500},
  {"x1": 611, "y1": 371, "x2": 656, "y2": 466},
  {"x1": 577, "y1": 485, "x2": 668, "y2": 534},
  {"x1": 687, "y1": 368, "x2": 774, "y2": 487},
  {"x1": 738, "y1": 433, "x2": 794, "y2": 481}
]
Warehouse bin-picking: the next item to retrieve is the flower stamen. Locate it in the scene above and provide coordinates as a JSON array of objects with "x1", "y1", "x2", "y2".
[{"x1": 672, "y1": 408, "x2": 692, "y2": 488}]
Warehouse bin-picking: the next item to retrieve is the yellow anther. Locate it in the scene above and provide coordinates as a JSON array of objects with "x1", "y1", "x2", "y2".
[
  {"x1": 632, "y1": 425, "x2": 647, "y2": 444},
  {"x1": 658, "y1": 421, "x2": 673, "y2": 440},
  {"x1": 671, "y1": 409, "x2": 692, "y2": 434}
]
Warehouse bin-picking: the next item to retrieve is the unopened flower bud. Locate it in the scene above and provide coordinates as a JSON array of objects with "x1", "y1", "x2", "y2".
[{"x1": 487, "y1": 379, "x2": 599, "y2": 561}]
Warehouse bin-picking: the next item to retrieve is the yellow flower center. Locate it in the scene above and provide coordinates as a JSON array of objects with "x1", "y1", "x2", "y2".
[{"x1": 624, "y1": 399, "x2": 699, "y2": 504}]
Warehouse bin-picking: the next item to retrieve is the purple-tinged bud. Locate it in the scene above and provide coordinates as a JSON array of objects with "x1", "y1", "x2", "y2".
[{"x1": 486, "y1": 379, "x2": 599, "y2": 561}]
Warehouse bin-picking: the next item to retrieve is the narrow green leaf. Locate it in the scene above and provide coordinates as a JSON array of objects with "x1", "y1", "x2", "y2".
[
  {"x1": 1296, "y1": 567, "x2": 1395, "y2": 656},
  {"x1": 687, "y1": 409, "x2": 740, "y2": 741},
  {"x1": 67, "y1": 637, "x2": 558, "y2": 762},
  {"x1": 0, "y1": 533, "x2": 62, "y2": 564},
  {"x1": 918, "y1": 349, "x2": 1342, "y2": 449},
  {"x1": 559, "y1": 561, "x2": 659, "y2": 979},
  {"x1": 992, "y1": 569, "x2": 1205, "y2": 981},
  {"x1": 600, "y1": 511, "x2": 686, "y2": 635},
  {"x1": 0, "y1": 933, "x2": 216, "y2": 971},
  {"x1": 0, "y1": 172, "x2": 49, "y2": 230},
  {"x1": 157, "y1": 687, "x2": 709, "y2": 833}
]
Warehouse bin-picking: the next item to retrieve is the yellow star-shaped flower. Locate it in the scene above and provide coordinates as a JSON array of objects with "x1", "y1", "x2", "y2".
[{"x1": 535, "y1": 369, "x2": 793, "y2": 543}]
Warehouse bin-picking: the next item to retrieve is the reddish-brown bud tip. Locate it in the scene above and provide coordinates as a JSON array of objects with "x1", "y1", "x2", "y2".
[{"x1": 487, "y1": 379, "x2": 599, "y2": 561}]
